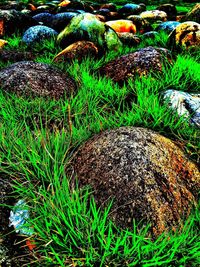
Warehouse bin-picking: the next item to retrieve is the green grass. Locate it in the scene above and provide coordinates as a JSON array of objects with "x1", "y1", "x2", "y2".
[{"x1": 0, "y1": 17, "x2": 200, "y2": 267}]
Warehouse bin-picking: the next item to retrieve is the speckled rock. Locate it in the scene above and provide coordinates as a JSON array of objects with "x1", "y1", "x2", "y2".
[
  {"x1": 0, "y1": 50, "x2": 35, "y2": 63},
  {"x1": 105, "y1": 20, "x2": 136, "y2": 33},
  {"x1": 156, "y1": 21, "x2": 181, "y2": 34},
  {"x1": 53, "y1": 41, "x2": 99, "y2": 62},
  {"x1": 168, "y1": 21, "x2": 200, "y2": 50},
  {"x1": 22, "y1": 25, "x2": 58, "y2": 45},
  {"x1": 72, "y1": 127, "x2": 200, "y2": 237},
  {"x1": 127, "y1": 15, "x2": 153, "y2": 33},
  {"x1": 32, "y1": 12, "x2": 54, "y2": 27},
  {"x1": 156, "y1": 4, "x2": 177, "y2": 21},
  {"x1": 57, "y1": 13, "x2": 122, "y2": 53},
  {"x1": 182, "y1": 3, "x2": 200, "y2": 24},
  {"x1": 140, "y1": 10, "x2": 167, "y2": 22},
  {"x1": 0, "y1": 61, "x2": 77, "y2": 99},
  {"x1": 0, "y1": 9, "x2": 37, "y2": 37},
  {"x1": 118, "y1": 3, "x2": 144, "y2": 16},
  {"x1": 98, "y1": 46, "x2": 173, "y2": 84},
  {"x1": 117, "y1": 33, "x2": 141, "y2": 46},
  {"x1": 163, "y1": 89, "x2": 200, "y2": 128},
  {"x1": 51, "y1": 12, "x2": 78, "y2": 32}
]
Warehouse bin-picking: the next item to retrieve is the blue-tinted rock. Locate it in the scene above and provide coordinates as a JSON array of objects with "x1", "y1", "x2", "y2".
[
  {"x1": 32, "y1": 12, "x2": 54, "y2": 27},
  {"x1": 51, "y1": 12, "x2": 78, "y2": 32},
  {"x1": 22, "y1": 25, "x2": 58, "y2": 45},
  {"x1": 119, "y1": 3, "x2": 143, "y2": 16},
  {"x1": 156, "y1": 21, "x2": 180, "y2": 34}
]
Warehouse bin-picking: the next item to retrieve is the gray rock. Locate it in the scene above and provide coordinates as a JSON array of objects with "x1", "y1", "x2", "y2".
[
  {"x1": 163, "y1": 89, "x2": 200, "y2": 127},
  {"x1": 72, "y1": 127, "x2": 200, "y2": 237},
  {"x1": 0, "y1": 61, "x2": 77, "y2": 99},
  {"x1": 22, "y1": 25, "x2": 58, "y2": 45}
]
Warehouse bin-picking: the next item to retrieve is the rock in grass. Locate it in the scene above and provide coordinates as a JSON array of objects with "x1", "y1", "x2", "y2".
[
  {"x1": 0, "y1": 50, "x2": 35, "y2": 63},
  {"x1": 140, "y1": 10, "x2": 167, "y2": 22},
  {"x1": 51, "y1": 12, "x2": 78, "y2": 32},
  {"x1": 22, "y1": 25, "x2": 58, "y2": 45},
  {"x1": 0, "y1": 39, "x2": 8, "y2": 49},
  {"x1": 156, "y1": 21, "x2": 181, "y2": 34},
  {"x1": 105, "y1": 20, "x2": 136, "y2": 33},
  {"x1": 53, "y1": 40, "x2": 99, "y2": 62},
  {"x1": 98, "y1": 46, "x2": 173, "y2": 84},
  {"x1": 163, "y1": 89, "x2": 200, "y2": 128},
  {"x1": 117, "y1": 33, "x2": 141, "y2": 46},
  {"x1": 182, "y1": 3, "x2": 200, "y2": 24},
  {"x1": 57, "y1": 13, "x2": 122, "y2": 53},
  {"x1": 32, "y1": 12, "x2": 54, "y2": 27},
  {"x1": 118, "y1": 3, "x2": 144, "y2": 16},
  {"x1": 168, "y1": 21, "x2": 200, "y2": 50},
  {"x1": 72, "y1": 127, "x2": 200, "y2": 237},
  {"x1": 0, "y1": 61, "x2": 77, "y2": 99},
  {"x1": 0, "y1": 9, "x2": 37, "y2": 37},
  {"x1": 156, "y1": 4, "x2": 177, "y2": 21}
]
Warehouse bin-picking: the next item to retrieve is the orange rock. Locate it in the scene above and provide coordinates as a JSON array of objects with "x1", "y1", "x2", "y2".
[
  {"x1": 28, "y1": 3, "x2": 37, "y2": 11},
  {"x1": 105, "y1": 20, "x2": 136, "y2": 33},
  {"x1": 58, "y1": 0, "x2": 71, "y2": 7},
  {"x1": 0, "y1": 19, "x2": 4, "y2": 36}
]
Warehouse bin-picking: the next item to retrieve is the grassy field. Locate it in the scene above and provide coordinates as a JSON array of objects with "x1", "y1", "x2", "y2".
[{"x1": 0, "y1": 5, "x2": 200, "y2": 267}]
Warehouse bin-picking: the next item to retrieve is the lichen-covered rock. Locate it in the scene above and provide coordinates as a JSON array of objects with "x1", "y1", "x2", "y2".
[
  {"x1": 72, "y1": 127, "x2": 200, "y2": 237},
  {"x1": 0, "y1": 9, "x2": 37, "y2": 37},
  {"x1": 98, "y1": 46, "x2": 173, "y2": 84},
  {"x1": 0, "y1": 61, "x2": 77, "y2": 99},
  {"x1": 117, "y1": 33, "x2": 141, "y2": 46},
  {"x1": 105, "y1": 20, "x2": 136, "y2": 33},
  {"x1": 53, "y1": 41, "x2": 99, "y2": 62},
  {"x1": 22, "y1": 25, "x2": 58, "y2": 45},
  {"x1": 57, "y1": 13, "x2": 122, "y2": 53},
  {"x1": 163, "y1": 89, "x2": 200, "y2": 128},
  {"x1": 182, "y1": 3, "x2": 200, "y2": 24},
  {"x1": 156, "y1": 21, "x2": 181, "y2": 34},
  {"x1": 168, "y1": 21, "x2": 200, "y2": 50},
  {"x1": 127, "y1": 15, "x2": 153, "y2": 33},
  {"x1": 140, "y1": 10, "x2": 167, "y2": 22},
  {"x1": 156, "y1": 4, "x2": 177, "y2": 21}
]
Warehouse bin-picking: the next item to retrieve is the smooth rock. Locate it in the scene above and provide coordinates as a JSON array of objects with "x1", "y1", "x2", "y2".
[
  {"x1": 156, "y1": 21, "x2": 181, "y2": 34},
  {"x1": 105, "y1": 19, "x2": 136, "y2": 33},
  {"x1": 140, "y1": 10, "x2": 167, "y2": 22}
]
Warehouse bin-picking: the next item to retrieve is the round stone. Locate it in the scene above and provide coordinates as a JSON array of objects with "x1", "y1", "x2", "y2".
[
  {"x1": 140, "y1": 10, "x2": 167, "y2": 22},
  {"x1": 0, "y1": 61, "x2": 77, "y2": 99},
  {"x1": 105, "y1": 20, "x2": 136, "y2": 33},
  {"x1": 22, "y1": 25, "x2": 58, "y2": 45},
  {"x1": 156, "y1": 21, "x2": 181, "y2": 34},
  {"x1": 72, "y1": 127, "x2": 200, "y2": 237}
]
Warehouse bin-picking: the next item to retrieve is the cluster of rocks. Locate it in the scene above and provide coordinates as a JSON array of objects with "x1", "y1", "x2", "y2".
[{"x1": 0, "y1": 0, "x2": 200, "y2": 265}]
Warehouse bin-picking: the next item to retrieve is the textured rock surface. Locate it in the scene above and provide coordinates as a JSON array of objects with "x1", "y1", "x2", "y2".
[
  {"x1": 118, "y1": 3, "x2": 143, "y2": 16},
  {"x1": 156, "y1": 21, "x2": 181, "y2": 34},
  {"x1": 98, "y1": 46, "x2": 173, "y2": 84},
  {"x1": 117, "y1": 33, "x2": 141, "y2": 46},
  {"x1": 140, "y1": 10, "x2": 167, "y2": 22},
  {"x1": 168, "y1": 21, "x2": 200, "y2": 50},
  {"x1": 72, "y1": 127, "x2": 200, "y2": 237},
  {"x1": 53, "y1": 41, "x2": 99, "y2": 62},
  {"x1": 0, "y1": 50, "x2": 35, "y2": 63},
  {"x1": 0, "y1": 61, "x2": 77, "y2": 99},
  {"x1": 57, "y1": 13, "x2": 122, "y2": 53},
  {"x1": 22, "y1": 25, "x2": 58, "y2": 45},
  {"x1": 0, "y1": 9, "x2": 37, "y2": 37},
  {"x1": 163, "y1": 89, "x2": 200, "y2": 128}
]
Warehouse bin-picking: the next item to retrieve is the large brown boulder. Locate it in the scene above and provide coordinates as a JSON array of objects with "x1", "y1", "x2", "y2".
[
  {"x1": 0, "y1": 61, "x2": 77, "y2": 99},
  {"x1": 72, "y1": 127, "x2": 200, "y2": 237},
  {"x1": 98, "y1": 46, "x2": 173, "y2": 84}
]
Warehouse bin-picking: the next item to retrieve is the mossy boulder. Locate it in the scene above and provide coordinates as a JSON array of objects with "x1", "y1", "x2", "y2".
[
  {"x1": 72, "y1": 127, "x2": 200, "y2": 237},
  {"x1": 57, "y1": 13, "x2": 122, "y2": 53}
]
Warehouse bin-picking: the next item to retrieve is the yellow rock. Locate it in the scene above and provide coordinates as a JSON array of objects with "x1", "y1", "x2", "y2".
[
  {"x1": 0, "y1": 39, "x2": 8, "y2": 49},
  {"x1": 105, "y1": 20, "x2": 136, "y2": 33}
]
